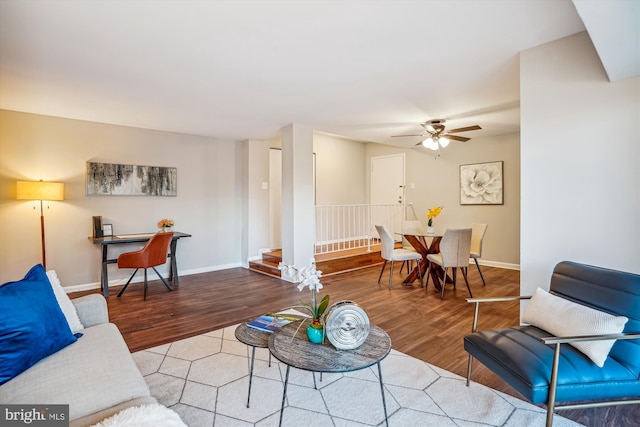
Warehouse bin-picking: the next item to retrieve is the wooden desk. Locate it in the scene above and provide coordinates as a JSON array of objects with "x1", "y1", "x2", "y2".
[
  {"x1": 88, "y1": 231, "x2": 192, "y2": 297},
  {"x1": 401, "y1": 232, "x2": 450, "y2": 291}
]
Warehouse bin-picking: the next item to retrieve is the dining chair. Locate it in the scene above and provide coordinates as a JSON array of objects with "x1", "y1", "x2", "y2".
[
  {"x1": 375, "y1": 224, "x2": 423, "y2": 289},
  {"x1": 117, "y1": 232, "x2": 174, "y2": 300},
  {"x1": 400, "y1": 220, "x2": 425, "y2": 274},
  {"x1": 470, "y1": 223, "x2": 488, "y2": 286},
  {"x1": 426, "y1": 228, "x2": 473, "y2": 299}
]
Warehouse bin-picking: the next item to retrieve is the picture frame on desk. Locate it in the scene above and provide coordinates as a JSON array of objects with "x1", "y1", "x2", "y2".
[{"x1": 102, "y1": 224, "x2": 113, "y2": 236}]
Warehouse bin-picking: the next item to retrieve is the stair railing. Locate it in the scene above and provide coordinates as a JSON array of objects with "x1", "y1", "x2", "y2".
[{"x1": 314, "y1": 203, "x2": 417, "y2": 255}]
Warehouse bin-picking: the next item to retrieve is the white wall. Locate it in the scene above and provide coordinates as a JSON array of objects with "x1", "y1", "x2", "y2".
[
  {"x1": 242, "y1": 139, "x2": 272, "y2": 264},
  {"x1": 520, "y1": 32, "x2": 640, "y2": 304},
  {"x1": 365, "y1": 132, "x2": 521, "y2": 268},
  {"x1": 0, "y1": 110, "x2": 242, "y2": 289},
  {"x1": 313, "y1": 132, "x2": 367, "y2": 206}
]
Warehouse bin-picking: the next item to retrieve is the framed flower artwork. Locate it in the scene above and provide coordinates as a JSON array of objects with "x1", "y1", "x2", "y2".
[{"x1": 460, "y1": 161, "x2": 503, "y2": 205}]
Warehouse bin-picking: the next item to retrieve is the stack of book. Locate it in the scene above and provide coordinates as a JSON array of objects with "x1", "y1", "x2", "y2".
[{"x1": 246, "y1": 314, "x2": 296, "y2": 333}]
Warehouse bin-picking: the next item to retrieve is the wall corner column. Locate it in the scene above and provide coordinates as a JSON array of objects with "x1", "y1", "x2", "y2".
[{"x1": 281, "y1": 124, "x2": 315, "y2": 275}]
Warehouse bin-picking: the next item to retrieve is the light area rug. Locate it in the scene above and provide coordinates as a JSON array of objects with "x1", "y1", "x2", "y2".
[{"x1": 132, "y1": 323, "x2": 584, "y2": 427}]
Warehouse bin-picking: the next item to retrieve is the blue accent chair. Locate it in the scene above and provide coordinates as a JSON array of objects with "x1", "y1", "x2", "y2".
[{"x1": 464, "y1": 261, "x2": 640, "y2": 426}]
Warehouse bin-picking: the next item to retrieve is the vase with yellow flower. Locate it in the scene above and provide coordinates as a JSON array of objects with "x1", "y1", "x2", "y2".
[
  {"x1": 278, "y1": 260, "x2": 330, "y2": 344},
  {"x1": 157, "y1": 218, "x2": 174, "y2": 232},
  {"x1": 425, "y1": 206, "x2": 443, "y2": 235}
]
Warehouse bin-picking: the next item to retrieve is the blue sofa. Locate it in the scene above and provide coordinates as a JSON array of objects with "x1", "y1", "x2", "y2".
[{"x1": 464, "y1": 261, "x2": 640, "y2": 426}]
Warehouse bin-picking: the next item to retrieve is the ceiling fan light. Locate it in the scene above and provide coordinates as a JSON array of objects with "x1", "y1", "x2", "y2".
[
  {"x1": 439, "y1": 137, "x2": 450, "y2": 148},
  {"x1": 427, "y1": 138, "x2": 439, "y2": 151},
  {"x1": 421, "y1": 138, "x2": 431, "y2": 148}
]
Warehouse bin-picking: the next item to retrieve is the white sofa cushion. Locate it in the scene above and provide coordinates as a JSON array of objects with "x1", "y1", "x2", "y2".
[
  {"x1": 522, "y1": 287, "x2": 628, "y2": 367},
  {"x1": 47, "y1": 270, "x2": 84, "y2": 334}
]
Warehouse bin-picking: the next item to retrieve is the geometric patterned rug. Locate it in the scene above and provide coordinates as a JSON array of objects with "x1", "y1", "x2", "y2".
[{"x1": 132, "y1": 324, "x2": 584, "y2": 427}]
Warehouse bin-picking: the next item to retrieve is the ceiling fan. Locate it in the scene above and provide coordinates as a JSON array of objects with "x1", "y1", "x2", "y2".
[{"x1": 392, "y1": 119, "x2": 481, "y2": 151}]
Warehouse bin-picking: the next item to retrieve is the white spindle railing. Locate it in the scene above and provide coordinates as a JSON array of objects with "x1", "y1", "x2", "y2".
[{"x1": 314, "y1": 204, "x2": 417, "y2": 255}]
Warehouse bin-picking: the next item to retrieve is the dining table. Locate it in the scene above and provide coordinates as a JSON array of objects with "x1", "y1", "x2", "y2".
[{"x1": 399, "y1": 231, "x2": 452, "y2": 291}]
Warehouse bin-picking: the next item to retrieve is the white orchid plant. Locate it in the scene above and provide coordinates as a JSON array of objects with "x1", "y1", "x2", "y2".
[{"x1": 278, "y1": 260, "x2": 330, "y2": 327}]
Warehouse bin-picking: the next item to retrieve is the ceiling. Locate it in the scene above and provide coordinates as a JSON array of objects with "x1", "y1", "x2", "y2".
[{"x1": 0, "y1": 1, "x2": 636, "y2": 147}]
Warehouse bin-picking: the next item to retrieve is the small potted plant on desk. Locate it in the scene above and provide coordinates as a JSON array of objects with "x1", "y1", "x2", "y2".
[{"x1": 157, "y1": 218, "x2": 174, "y2": 232}]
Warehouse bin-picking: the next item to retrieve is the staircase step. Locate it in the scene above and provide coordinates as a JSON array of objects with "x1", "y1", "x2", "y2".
[
  {"x1": 261, "y1": 251, "x2": 282, "y2": 266},
  {"x1": 248, "y1": 260, "x2": 281, "y2": 278},
  {"x1": 249, "y1": 242, "x2": 392, "y2": 277},
  {"x1": 316, "y1": 250, "x2": 384, "y2": 276}
]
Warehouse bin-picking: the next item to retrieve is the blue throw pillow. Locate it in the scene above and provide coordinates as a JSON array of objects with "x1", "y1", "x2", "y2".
[{"x1": 0, "y1": 264, "x2": 78, "y2": 385}]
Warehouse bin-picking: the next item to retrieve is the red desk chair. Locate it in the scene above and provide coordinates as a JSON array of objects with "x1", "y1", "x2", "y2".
[{"x1": 117, "y1": 232, "x2": 174, "y2": 300}]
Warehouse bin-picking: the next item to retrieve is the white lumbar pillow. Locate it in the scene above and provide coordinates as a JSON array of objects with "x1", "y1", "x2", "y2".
[
  {"x1": 522, "y1": 287, "x2": 628, "y2": 367},
  {"x1": 46, "y1": 270, "x2": 84, "y2": 334}
]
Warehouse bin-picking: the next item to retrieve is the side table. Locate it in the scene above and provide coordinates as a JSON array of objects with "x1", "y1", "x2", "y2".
[
  {"x1": 268, "y1": 321, "x2": 392, "y2": 427},
  {"x1": 234, "y1": 317, "x2": 303, "y2": 408}
]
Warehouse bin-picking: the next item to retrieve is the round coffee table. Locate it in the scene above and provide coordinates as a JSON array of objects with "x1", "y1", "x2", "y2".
[{"x1": 268, "y1": 321, "x2": 392, "y2": 426}]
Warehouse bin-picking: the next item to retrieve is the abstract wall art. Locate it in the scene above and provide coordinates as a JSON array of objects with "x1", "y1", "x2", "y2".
[{"x1": 86, "y1": 162, "x2": 177, "y2": 196}]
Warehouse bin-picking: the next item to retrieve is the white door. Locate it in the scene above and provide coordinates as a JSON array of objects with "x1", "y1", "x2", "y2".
[{"x1": 371, "y1": 154, "x2": 405, "y2": 239}]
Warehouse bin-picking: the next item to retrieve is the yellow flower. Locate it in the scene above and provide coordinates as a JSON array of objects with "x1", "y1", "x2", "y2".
[
  {"x1": 426, "y1": 206, "x2": 443, "y2": 219},
  {"x1": 425, "y1": 206, "x2": 443, "y2": 226}
]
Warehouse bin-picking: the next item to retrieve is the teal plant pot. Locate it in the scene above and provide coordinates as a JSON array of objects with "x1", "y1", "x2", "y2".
[{"x1": 306, "y1": 324, "x2": 324, "y2": 344}]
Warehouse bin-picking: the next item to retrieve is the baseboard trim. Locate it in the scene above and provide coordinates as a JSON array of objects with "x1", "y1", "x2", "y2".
[
  {"x1": 64, "y1": 260, "x2": 518, "y2": 293},
  {"x1": 475, "y1": 259, "x2": 520, "y2": 271},
  {"x1": 64, "y1": 262, "x2": 243, "y2": 294}
]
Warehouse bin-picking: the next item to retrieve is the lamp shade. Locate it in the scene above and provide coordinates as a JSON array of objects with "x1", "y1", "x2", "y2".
[
  {"x1": 17, "y1": 180, "x2": 64, "y2": 201},
  {"x1": 422, "y1": 137, "x2": 439, "y2": 151}
]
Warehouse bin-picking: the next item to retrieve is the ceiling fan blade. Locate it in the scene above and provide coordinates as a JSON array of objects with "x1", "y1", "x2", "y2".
[
  {"x1": 444, "y1": 134, "x2": 471, "y2": 142},
  {"x1": 446, "y1": 125, "x2": 482, "y2": 133},
  {"x1": 391, "y1": 133, "x2": 426, "y2": 137}
]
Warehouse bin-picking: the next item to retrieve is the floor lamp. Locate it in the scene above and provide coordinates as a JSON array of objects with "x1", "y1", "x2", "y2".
[{"x1": 16, "y1": 180, "x2": 65, "y2": 270}]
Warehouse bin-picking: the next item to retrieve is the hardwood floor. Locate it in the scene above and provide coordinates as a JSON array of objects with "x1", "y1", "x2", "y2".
[{"x1": 71, "y1": 264, "x2": 637, "y2": 426}]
